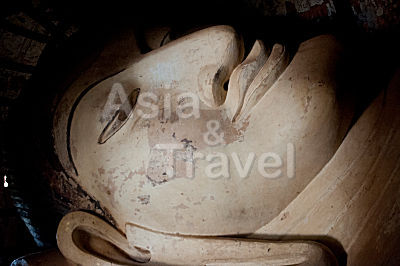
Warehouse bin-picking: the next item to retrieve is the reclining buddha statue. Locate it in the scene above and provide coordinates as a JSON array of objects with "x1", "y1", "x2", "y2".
[{"x1": 16, "y1": 25, "x2": 400, "y2": 265}]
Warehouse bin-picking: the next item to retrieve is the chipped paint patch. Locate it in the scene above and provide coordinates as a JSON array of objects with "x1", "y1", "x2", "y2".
[{"x1": 137, "y1": 195, "x2": 150, "y2": 205}]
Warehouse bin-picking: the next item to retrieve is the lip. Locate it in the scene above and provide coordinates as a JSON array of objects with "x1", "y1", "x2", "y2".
[{"x1": 223, "y1": 41, "x2": 289, "y2": 122}]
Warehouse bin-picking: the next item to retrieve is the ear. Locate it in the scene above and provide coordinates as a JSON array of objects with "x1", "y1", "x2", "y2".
[{"x1": 57, "y1": 211, "x2": 150, "y2": 265}]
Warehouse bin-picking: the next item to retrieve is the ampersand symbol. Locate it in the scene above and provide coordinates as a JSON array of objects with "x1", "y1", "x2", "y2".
[{"x1": 203, "y1": 120, "x2": 224, "y2": 146}]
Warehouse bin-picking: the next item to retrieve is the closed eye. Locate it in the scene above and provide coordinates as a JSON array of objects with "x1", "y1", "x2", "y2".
[{"x1": 98, "y1": 88, "x2": 140, "y2": 144}]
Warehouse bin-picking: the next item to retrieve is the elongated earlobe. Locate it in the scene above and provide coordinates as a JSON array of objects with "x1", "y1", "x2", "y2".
[{"x1": 57, "y1": 211, "x2": 150, "y2": 265}]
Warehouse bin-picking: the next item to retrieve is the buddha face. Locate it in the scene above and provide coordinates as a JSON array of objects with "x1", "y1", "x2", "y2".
[{"x1": 54, "y1": 26, "x2": 352, "y2": 235}]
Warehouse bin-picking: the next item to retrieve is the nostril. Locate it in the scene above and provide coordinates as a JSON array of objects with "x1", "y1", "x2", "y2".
[
  {"x1": 224, "y1": 80, "x2": 229, "y2": 91},
  {"x1": 198, "y1": 65, "x2": 230, "y2": 107}
]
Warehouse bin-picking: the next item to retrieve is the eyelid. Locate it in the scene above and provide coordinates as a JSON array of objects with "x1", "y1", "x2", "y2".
[{"x1": 98, "y1": 88, "x2": 140, "y2": 144}]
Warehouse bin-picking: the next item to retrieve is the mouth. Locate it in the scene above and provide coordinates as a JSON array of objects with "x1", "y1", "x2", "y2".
[{"x1": 223, "y1": 40, "x2": 289, "y2": 122}]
